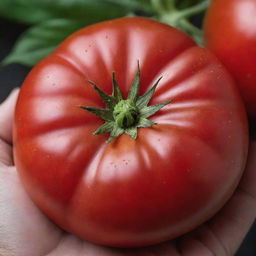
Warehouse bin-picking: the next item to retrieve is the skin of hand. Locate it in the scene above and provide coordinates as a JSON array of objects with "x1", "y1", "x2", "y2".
[{"x1": 0, "y1": 89, "x2": 255, "y2": 256}]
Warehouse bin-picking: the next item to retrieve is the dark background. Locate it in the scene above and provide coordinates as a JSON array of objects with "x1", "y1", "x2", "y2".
[{"x1": 0, "y1": 17, "x2": 255, "y2": 255}]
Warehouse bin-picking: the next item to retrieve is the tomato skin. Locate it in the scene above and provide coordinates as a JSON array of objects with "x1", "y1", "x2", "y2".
[
  {"x1": 204, "y1": 0, "x2": 256, "y2": 118},
  {"x1": 14, "y1": 17, "x2": 248, "y2": 247}
]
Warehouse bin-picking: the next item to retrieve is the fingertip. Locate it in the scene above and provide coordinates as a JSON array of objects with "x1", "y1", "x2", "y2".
[
  {"x1": 8, "y1": 87, "x2": 20, "y2": 101},
  {"x1": 0, "y1": 87, "x2": 20, "y2": 145},
  {"x1": 1, "y1": 87, "x2": 20, "y2": 106}
]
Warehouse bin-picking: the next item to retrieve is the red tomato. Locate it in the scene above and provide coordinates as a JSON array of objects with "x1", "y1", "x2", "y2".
[
  {"x1": 204, "y1": 0, "x2": 256, "y2": 118},
  {"x1": 14, "y1": 17, "x2": 248, "y2": 247}
]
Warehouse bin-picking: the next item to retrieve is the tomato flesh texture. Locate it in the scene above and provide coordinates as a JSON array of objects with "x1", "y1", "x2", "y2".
[
  {"x1": 14, "y1": 17, "x2": 248, "y2": 247},
  {"x1": 204, "y1": 0, "x2": 256, "y2": 117}
]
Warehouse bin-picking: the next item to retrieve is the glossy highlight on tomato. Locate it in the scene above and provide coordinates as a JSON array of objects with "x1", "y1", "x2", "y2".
[
  {"x1": 204, "y1": 0, "x2": 256, "y2": 118},
  {"x1": 14, "y1": 17, "x2": 248, "y2": 247}
]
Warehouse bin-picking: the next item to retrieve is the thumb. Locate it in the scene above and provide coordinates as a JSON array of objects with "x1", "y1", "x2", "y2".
[
  {"x1": 0, "y1": 88, "x2": 19, "y2": 166},
  {"x1": 0, "y1": 88, "x2": 19, "y2": 144}
]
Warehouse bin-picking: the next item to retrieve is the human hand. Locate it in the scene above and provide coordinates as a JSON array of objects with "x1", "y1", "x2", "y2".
[{"x1": 0, "y1": 90, "x2": 255, "y2": 256}]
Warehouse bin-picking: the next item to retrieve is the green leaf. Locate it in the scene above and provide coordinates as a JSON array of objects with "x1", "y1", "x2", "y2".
[
  {"x1": 136, "y1": 77, "x2": 162, "y2": 108},
  {"x1": 0, "y1": 0, "x2": 56, "y2": 25},
  {"x1": 140, "y1": 100, "x2": 172, "y2": 118},
  {"x1": 0, "y1": 0, "x2": 137, "y2": 25},
  {"x1": 2, "y1": 47, "x2": 55, "y2": 67},
  {"x1": 112, "y1": 73, "x2": 123, "y2": 101},
  {"x1": 128, "y1": 62, "x2": 140, "y2": 102},
  {"x1": 1, "y1": 0, "x2": 151, "y2": 66},
  {"x1": 94, "y1": 122, "x2": 115, "y2": 135},
  {"x1": 2, "y1": 19, "x2": 84, "y2": 66},
  {"x1": 88, "y1": 81, "x2": 116, "y2": 110},
  {"x1": 125, "y1": 127, "x2": 137, "y2": 139},
  {"x1": 80, "y1": 106, "x2": 113, "y2": 121}
]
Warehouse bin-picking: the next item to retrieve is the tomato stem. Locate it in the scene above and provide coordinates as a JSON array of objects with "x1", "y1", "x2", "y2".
[
  {"x1": 152, "y1": 0, "x2": 210, "y2": 46},
  {"x1": 113, "y1": 99, "x2": 139, "y2": 128},
  {"x1": 178, "y1": 0, "x2": 210, "y2": 19}
]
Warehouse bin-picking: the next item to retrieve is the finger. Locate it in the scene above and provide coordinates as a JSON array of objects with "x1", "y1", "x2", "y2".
[
  {"x1": 0, "y1": 89, "x2": 19, "y2": 166},
  {"x1": 0, "y1": 168, "x2": 62, "y2": 256},
  {"x1": 0, "y1": 88, "x2": 19, "y2": 144},
  {"x1": 206, "y1": 142, "x2": 256, "y2": 255},
  {"x1": 46, "y1": 234, "x2": 180, "y2": 256},
  {"x1": 239, "y1": 142, "x2": 256, "y2": 205}
]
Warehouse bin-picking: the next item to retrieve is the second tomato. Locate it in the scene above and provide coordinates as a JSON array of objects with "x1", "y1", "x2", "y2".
[{"x1": 204, "y1": 0, "x2": 256, "y2": 118}]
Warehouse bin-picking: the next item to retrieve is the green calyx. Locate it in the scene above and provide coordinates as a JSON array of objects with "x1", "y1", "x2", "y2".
[{"x1": 80, "y1": 63, "x2": 171, "y2": 143}]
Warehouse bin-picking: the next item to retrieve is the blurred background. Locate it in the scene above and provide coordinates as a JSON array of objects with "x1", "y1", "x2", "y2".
[{"x1": 0, "y1": 2, "x2": 256, "y2": 254}]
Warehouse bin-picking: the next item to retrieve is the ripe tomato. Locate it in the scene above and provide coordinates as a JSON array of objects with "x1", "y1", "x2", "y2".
[
  {"x1": 14, "y1": 17, "x2": 248, "y2": 247},
  {"x1": 204, "y1": 0, "x2": 256, "y2": 118}
]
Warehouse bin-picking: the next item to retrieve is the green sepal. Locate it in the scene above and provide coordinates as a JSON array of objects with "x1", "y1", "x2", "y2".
[
  {"x1": 79, "y1": 106, "x2": 113, "y2": 121},
  {"x1": 136, "y1": 76, "x2": 162, "y2": 108},
  {"x1": 140, "y1": 100, "x2": 172, "y2": 118},
  {"x1": 125, "y1": 127, "x2": 137, "y2": 140},
  {"x1": 88, "y1": 80, "x2": 116, "y2": 110},
  {"x1": 107, "y1": 126, "x2": 124, "y2": 143},
  {"x1": 137, "y1": 118, "x2": 156, "y2": 128},
  {"x1": 112, "y1": 73, "x2": 123, "y2": 101},
  {"x1": 94, "y1": 121, "x2": 115, "y2": 135},
  {"x1": 128, "y1": 62, "x2": 140, "y2": 102}
]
